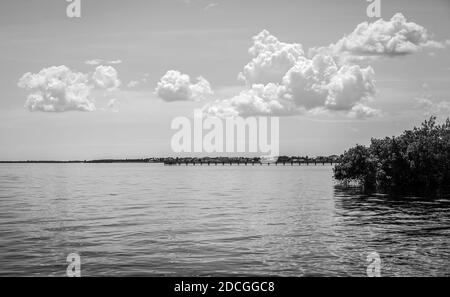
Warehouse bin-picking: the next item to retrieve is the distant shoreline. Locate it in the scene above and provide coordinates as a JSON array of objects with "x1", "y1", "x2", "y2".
[
  {"x1": 0, "y1": 159, "x2": 157, "y2": 164},
  {"x1": 0, "y1": 155, "x2": 341, "y2": 164}
]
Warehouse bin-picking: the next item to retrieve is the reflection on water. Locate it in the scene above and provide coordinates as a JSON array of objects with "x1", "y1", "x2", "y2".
[
  {"x1": 0, "y1": 164, "x2": 448, "y2": 276},
  {"x1": 333, "y1": 186, "x2": 450, "y2": 276}
]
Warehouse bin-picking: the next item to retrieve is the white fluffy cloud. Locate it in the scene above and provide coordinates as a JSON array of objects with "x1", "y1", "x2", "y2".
[
  {"x1": 18, "y1": 66, "x2": 95, "y2": 112},
  {"x1": 205, "y1": 14, "x2": 446, "y2": 118},
  {"x1": 92, "y1": 65, "x2": 121, "y2": 91},
  {"x1": 281, "y1": 54, "x2": 376, "y2": 112},
  {"x1": 204, "y1": 83, "x2": 295, "y2": 117},
  {"x1": 331, "y1": 13, "x2": 445, "y2": 58},
  {"x1": 18, "y1": 65, "x2": 121, "y2": 112},
  {"x1": 349, "y1": 103, "x2": 380, "y2": 119},
  {"x1": 206, "y1": 31, "x2": 377, "y2": 118},
  {"x1": 238, "y1": 30, "x2": 304, "y2": 85},
  {"x1": 155, "y1": 70, "x2": 213, "y2": 102}
]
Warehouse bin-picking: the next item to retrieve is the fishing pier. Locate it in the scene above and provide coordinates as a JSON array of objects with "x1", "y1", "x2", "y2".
[{"x1": 164, "y1": 160, "x2": 338, "y2": 166}]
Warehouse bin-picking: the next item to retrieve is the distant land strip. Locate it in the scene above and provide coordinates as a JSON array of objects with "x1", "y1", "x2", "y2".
[{"x1": 0, "y1": 155, "x2": 341, "y2": 164}]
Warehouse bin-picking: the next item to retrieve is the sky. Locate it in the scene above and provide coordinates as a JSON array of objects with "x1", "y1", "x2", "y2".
[{"x1": 0, "y1": 0, "x2": 449, "y2": 160}]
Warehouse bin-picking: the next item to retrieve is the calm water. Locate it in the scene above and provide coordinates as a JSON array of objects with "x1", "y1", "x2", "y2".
[{"x1": 0, "y1": 163, "x2": 448, "y2": 277}]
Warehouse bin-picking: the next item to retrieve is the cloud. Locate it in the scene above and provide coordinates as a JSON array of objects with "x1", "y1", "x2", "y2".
[
  {"x1": 281, "y1": 54, "x2": 376, "y2": 112},
  {"x1": 92, "y1": 65, "x2": 121, "y2": 91},
  {"x1": 238, "y1": 30, "x2": 304, "y2": 85},
  {"x1": 18, "y1": 66, "x2": 95, "y2": 112},
  {"x1": 18, "y1": 65, "x2": 122, "y2": 112},
  {"x1": 108, "y1": 59, "x2": 122, "y2": 65},
  {"x1": 155, "y1": 70, "x2": 213, "y2": 102},
  {"x1": 349, "y1": 103, "x2": 380, "y2": 119},
  {"x1": 85, "y1": 59, "x2": 123, "y2": 66},
  {"x1": 205, "y1": 31, "x2": 377, "y2": 118},
  {"x1": 85, "y1": 59, "x2": 103, "y2": 66},
  {"x1": 416, "y1": 97, "x2": 450, "y2": 116},
  {"x1": 331, "y1": 13, "x2": 445, "y2": 58},
  {"x1": 127, "y1": 74, "x2": 150, "y2": 88},
  {"x1": 204, "y1": 14, "x2": 445, "y2": 118},
  {"x1": 204, "y1": 83, "x2": 296, "y2": 117},
  {"x1": 127, "y1": 80, "x2": 140, "y2": 88},
  {"x1": 204, "y1": 3, "x2": 218, "y2": 11},
  {"x1": 415, "y1": 84, "x2": 450, "y2": 116}
]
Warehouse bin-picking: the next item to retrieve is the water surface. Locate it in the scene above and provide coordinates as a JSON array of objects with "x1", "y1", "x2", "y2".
[{"x1": 0, "y1": 163, "x2": 448, "y2": 276}]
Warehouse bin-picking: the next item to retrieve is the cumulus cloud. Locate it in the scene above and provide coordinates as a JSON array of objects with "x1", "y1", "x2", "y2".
[
  {"x1": 92, "y1": 65, "x2": 121, "y2": 91},
  {"x1": 18, "y1": 65, "x2": 122, "y2": 112},
  {"x1": 204, "y1": 83, "x2": 296, "y2": 117},
  {"x1": 349, "y1": 103, "x2": 380, "y2": 119},
  {"x1": 331, "y1": 13, "x2": 445, "y2": 58},
  {"x1": 206, "y1": 31, "x2": 377, "y2": 118},
  {"x1": 155, "y1": 70, "x2": 213, "y2": 102},
  {"x1": 238, "y1": 30, "x2": 304, "y2": 85},
  {"x1": 281, "y1": 54, "x2": 376, "y2": 112},
  {"x1": 204, "y1": 14, "x2": 446, "y2": 118},
  {"x1": 18, "y1": 66, "x2": 95, "y2": 112}
]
